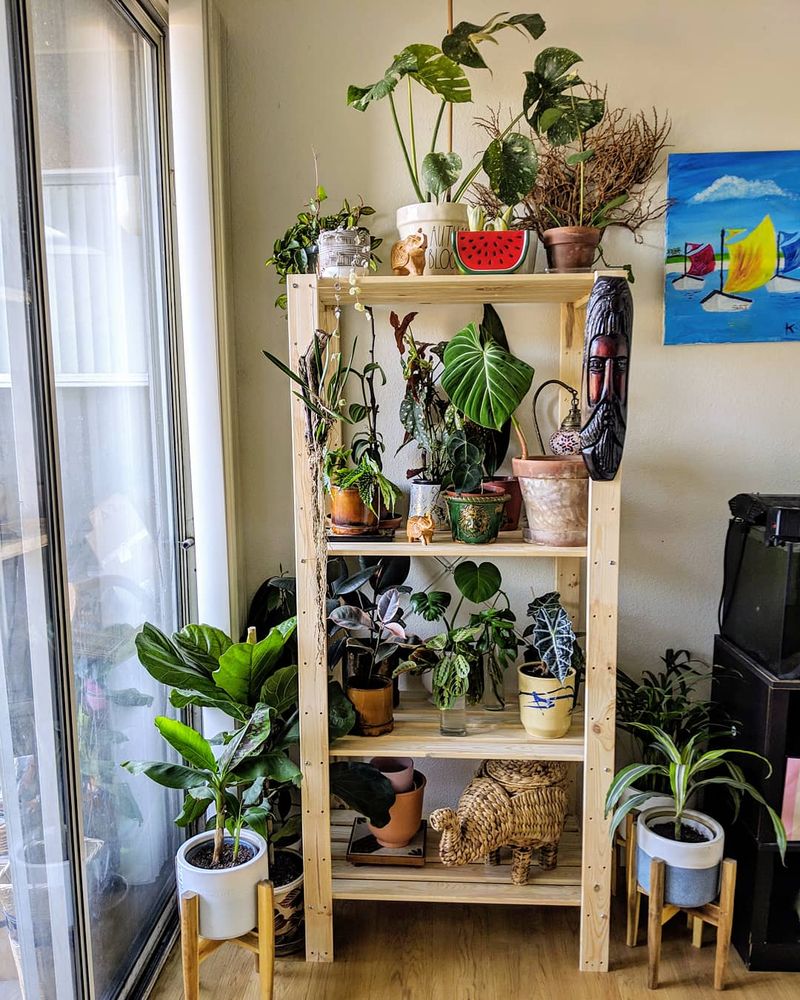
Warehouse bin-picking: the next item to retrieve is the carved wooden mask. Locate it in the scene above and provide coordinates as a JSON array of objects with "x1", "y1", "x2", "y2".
[{"x1": 580, "y1": 276, "x2": 633, "y2": 481}]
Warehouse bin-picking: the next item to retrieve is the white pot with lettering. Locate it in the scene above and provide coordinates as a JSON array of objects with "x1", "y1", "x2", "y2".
[{"x1": 396, "y1": 203, "x2": 468, "y2": 275}]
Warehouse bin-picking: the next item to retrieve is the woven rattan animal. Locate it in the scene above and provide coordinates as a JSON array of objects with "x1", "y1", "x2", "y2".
[{"x1": 429, "y1": 759, "x2": 568, "y2": 885}]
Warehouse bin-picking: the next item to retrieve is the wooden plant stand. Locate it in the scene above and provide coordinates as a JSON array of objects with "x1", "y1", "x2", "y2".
[
  {"x1": 287, "y1": 272, "x2": 628, "y2": 971},
  {"x1": 179, "y1": 881, "x2": 275, "y2": 1000},
  {"x1": 625, "y1": 814, "x2": 737, "y2": 990}
]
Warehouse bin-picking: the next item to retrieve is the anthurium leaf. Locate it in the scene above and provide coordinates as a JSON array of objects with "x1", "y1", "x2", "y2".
[
  {"x1": 213, "y1": 618, "x2": 297, "y2": 705},
  {"x1": 259, "y1": 664, "x2": 298, "y2": 716},
  {"x1": 328, "y1": 679, "x2": 356, "y2": 740},
  {"x1": 121, "y1": 760, "x2": 210, "y2": 790},
  {"x1": 482, "y1": 133, "x2": 537, "y2": 207},
  {"x1": 410, "y1": 590, "x2": 452, "y2": 622},
  {"x1": 154, "y1": 716, "x2": 217, "y2": 771},
  {"x1": 441, "y1": 322, "x2": 534, "y2": 430},
  {"x1": 422, "y1": 151, "x2": 463, "y2": 198},
  {"x1": 174, "y1": 624, "x2": 232, "y2": 673},
  {"x1": 454, "y1": 561, "x2": 502, "y2": 603},
  {"x1": 329, "y1": 762, "x2": 395, "y2": 827}
]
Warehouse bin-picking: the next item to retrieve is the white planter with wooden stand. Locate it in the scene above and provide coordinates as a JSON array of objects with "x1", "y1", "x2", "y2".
[
  {"x1": 176, "y1": 830, "x2": 269, "y2": 940},
  {"x1": 636, "y1": 807, "x2": 724, "y2": 908}
]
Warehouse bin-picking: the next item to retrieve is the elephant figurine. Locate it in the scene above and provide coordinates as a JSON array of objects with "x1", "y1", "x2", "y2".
[
  {"x1": 429, "y1": 759, "x2": 568, "y2": 885},
  {"x1": 391, "y1": 230, "x2": 427, "y2": 276},
  {"x1": 406, "y1": 514, "x2": 435, "y2": 545}
]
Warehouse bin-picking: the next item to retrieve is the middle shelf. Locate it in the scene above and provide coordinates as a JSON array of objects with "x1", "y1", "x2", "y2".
[
  {"x1": 328, "y1": 530, "x2": 587, "y2": 559},
  {"x1": 329, "y1": 694, "x2": 585, "y2": 762}
]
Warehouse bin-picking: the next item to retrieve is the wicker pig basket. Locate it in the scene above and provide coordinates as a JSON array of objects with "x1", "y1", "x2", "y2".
[{"x1": 429, "y1": 759, "x2": 569, "y2": 885}]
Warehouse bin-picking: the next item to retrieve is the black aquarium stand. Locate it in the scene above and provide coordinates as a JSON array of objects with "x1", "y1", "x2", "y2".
[{"x1": 711, "y1": 636, "x2": 800, "y2": 970}]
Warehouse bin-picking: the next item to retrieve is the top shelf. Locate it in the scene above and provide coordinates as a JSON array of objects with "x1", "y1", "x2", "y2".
[{"x1": 314, "y1": 271, "x2": 628, "y2": 307}]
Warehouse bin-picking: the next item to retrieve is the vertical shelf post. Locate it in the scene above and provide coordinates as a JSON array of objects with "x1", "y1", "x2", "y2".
[
  {"x1": 580, "y1": 475, "x2": 620, "y2": 970},
  {"x1": 287, "y1": 276, "x2": 334, "y2": 962}
]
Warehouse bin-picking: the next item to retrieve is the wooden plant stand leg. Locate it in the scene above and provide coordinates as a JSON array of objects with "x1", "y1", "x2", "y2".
[
  {"x1": 258, "y1": 880, "x2": 276, "y2": 1000},
  {"x1": 180, "y1": 892, "x2": 200, "y2": 1000},
  {"x1": 625, "y1": 813, "x2": 641, "y2": 948},
  {"x1": 647, "y1": 858, "x2": 666, "y2": 990},
  {"x1": 713, "y1": 860, "x2": 736, "y2": 991},
  {"x1": 691, "y1": 915, "x2": 704, "y2": 948}
]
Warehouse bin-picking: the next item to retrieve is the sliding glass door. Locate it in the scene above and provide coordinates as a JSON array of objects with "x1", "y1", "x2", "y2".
[{"x1": 0, "y1": 0, "x2": 192, "y2": 997}]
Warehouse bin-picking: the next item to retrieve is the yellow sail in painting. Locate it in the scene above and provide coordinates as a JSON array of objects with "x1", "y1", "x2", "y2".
[{"x1": 723, "y1": 215, "x2": 776, "y2": 293}]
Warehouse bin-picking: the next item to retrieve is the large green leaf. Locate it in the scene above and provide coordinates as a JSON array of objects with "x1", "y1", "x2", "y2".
[
  {"x1": 410, "y1": 591, "x2": 452, "y2": 622},
  {"x1": 174, "y1": 624, "x2": 232, "y2": 674},
  {"x1": 121, "y1": 760, "x2": 210, "y2": 790},
  {"x1": 482, "y1": 133, "x2": 537, "y2": 206},
  {"x1": 530, "y1": 603, "x2": 576, "y2": 682},
  {"x1": 168, "y1": 687, "x2": 248, "y2": 722},
  {"x1": 442, "y1": 323, "x2": 534, "y2": 430},
  {"x1": 260, "y1": 664, "x2": 299, "y2": 716},
  {"x1": 522, "y1": 46, "x2": 604, "y2": 146},
  {"x1": 348, "y1": 44, "x2": 470, "y2": 112},
  {"x1": 328, "y1": 680, "x2": 356, "y2": 740},
  {"x1": 213, "y1": 618, "x2": 297, "y2": 705},
  {"x1": 453, "y1": 562, "x2": 502, "y2": 603},
  {"x1": 136, "y1": 623, "x2": 239, "y2": 712},
  {"x1": 154, "y1": 716, "x2": 217, "y2": 771},
  {"x1": 442, "y1": 13, "x2": 546, "y2": 69},
  {"x1": 175, "y1": 786, "x2": 214, "y2": 827},
  {"x1": 329, "y1": 762, "x2": 395, "y2": 827},
  {"x1": 219, "y1": 704, "x2": 272, "y2": 773},
  {"x1": 422, "y1": 151, "x2": 463, "y2": 198}
]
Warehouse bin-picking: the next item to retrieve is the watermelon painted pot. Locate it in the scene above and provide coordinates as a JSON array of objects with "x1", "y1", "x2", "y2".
[
  {"x1": 452, "y1": 229, "x2": 536, "y2": 274},
  {"x1": 444, "y1": 491, "x2": 508, "y2": 544},
  {"x1": 396, "y1": 203, "x2": 468, "y2": 275}
]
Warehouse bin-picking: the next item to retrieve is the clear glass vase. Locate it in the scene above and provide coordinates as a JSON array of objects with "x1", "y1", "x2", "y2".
[
  {"x1": 482, "y1": 655, "x2": 506, "y2": 712},
  {"x1": 440, "y1": 695, "x2": 467, "y2": 736}
]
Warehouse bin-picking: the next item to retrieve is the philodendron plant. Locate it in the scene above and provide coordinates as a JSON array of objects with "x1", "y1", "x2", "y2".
[{"x1": 128, "y1": 618, "x2": 395, "y2": 852}]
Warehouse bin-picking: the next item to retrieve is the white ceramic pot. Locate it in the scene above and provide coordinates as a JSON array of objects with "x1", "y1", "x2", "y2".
[
  {"x1": 176, "y1": 830, "x2": 269, "y2": 940},
  {"x1": 317, "y1": 227, "x2": 371, "y2": 278},
  {"x1": 636, "y1": 807, "x2": 724, "y2": 908},
  {"x1": 618, "y1": 785, "x2": 675, "y2": 840},
  {"x1": 396, "y1": 202, "x2": 468, "y2": 275},
  {"x1": 408, "y1": 480, "x2": 448, "y2": 528},
  {"x1": 518, "y1": 664, "x2": 576, "y2": 739}
]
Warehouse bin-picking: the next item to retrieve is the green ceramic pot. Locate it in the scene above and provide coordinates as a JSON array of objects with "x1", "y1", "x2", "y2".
[{"x1": 444, "y1": 491, "x2": 509, "y2": 544}]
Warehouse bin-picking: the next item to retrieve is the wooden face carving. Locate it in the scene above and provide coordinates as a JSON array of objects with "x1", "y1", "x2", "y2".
[{"x1": 580, "y1": 276, "x2": 633, "y2": 481}]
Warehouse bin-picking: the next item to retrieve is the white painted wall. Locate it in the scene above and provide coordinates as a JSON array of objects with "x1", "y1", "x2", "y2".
[{"x1": 215, "y1": 0, "x2": 800, "y2": 804}]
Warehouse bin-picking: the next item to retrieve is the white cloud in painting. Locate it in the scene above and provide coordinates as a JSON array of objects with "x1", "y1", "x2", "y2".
[{"x1": 689, "y1": 174, "x2": 798, "y2": 203}]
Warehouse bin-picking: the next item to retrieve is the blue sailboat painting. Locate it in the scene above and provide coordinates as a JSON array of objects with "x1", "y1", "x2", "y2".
[{"x1": 664, "y1": 150, "x2": 800, "y2": 345}]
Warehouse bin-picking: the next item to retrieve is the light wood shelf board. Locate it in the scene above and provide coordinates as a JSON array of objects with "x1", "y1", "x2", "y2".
[
  {"x1": 328, "y1": 531, "x2": 586, "y2": 559},
  {"x1": 314, "y1": 271, "x2": 628, "y2": 307}
]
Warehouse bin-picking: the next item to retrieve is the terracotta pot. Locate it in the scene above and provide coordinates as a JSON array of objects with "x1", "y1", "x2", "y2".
[
  {"x1": 329, "y1": 486, "x2": 378, "y2": 534},
  {"x1": 367, "y1": 770, "x2": 427, "y2": 847},
  {"x1": 483, "y1": 477, "x2": 522, "y2": 531},
  {"x1": 346, "y1": 677, "x2": 394, "y2": 736},
  {"x1": 512, "y1": 456, "x2": 588, "y2": 547},
  {"x1": 541, "y1": 226, "x2": 601, "y2": 271},
  {"x1": 369, "y1": 756, "x2": 414, "y2": 794},
  {"x1": 444, "y1": 491, "x2": 508, "y2": 544},
  {"x1": 518, "y1": 664, "x2": 576, "y2": 739}
]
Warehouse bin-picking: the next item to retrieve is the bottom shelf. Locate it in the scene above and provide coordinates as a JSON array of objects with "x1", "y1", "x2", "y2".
[{"x1": 330, "y1": 812, "x2": 582, "y2": 907}]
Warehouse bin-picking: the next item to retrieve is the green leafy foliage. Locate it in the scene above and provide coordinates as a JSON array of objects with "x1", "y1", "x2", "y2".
[
  {"x1": 482, "y1": 133, "x2": 538, "y2": 207},
  {"x1": 410, "y1": 591, "x2": 452, "y2": 622},
  {"x1": 422, "y1": 151, "x2": 463, "y2": 198},
  {"x1": 524, "y1": 592, "x2": 581, "y2": 682},
  {"x1": 213, "y1": 619, "x2": 297, "y2": 706},
  {"x1": 445, "y1": 429, "x2": 484, "y2": 493},
  {"x1": 522, "y1": 47, "x2": 604, "y2": 146},
  {"x1": 605, "y1": 725, "x2": 787, "y2": 856},
  {"x1": 442, "y1": 322, "x2": 534, "y2": 431},
  {"x1": 330, "y1": 762, "x2": 396, "y2": 827},
  {"x1": 454, "y1": 561, "x2": 502, "y2": 603},
  {"x1": 442, "y1": 12, "x2": 546, "y2": 69},
  {"x1": 348, "y1": 44, "x2": 471, "y2": 112}
]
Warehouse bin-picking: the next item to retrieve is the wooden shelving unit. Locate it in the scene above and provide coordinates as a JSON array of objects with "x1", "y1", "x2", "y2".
[{"x1": 287, "y1": 272, "x2": 624, "y2": 972}]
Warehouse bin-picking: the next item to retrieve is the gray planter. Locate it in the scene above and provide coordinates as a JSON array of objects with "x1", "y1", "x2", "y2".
[{"x1": 636, "y1": 807, "x2": 724, "y2": 908}]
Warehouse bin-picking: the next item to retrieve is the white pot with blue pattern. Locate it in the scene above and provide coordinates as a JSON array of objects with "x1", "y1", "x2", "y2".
[{"x1": 636, "y1": 807, "x2": 724, "y2": 908}]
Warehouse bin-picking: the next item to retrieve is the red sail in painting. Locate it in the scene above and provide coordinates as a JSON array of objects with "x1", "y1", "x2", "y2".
[{"x1": 686, "y1": 242, "x2": 715, "y2": 277}]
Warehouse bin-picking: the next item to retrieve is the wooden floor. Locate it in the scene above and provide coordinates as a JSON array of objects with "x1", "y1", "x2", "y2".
[{"x1": 150, "y1": 898, "x2": 798, "y2": 999}]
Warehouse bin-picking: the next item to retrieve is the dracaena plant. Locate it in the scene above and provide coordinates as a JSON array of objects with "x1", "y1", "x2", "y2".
[{"x1": 605, "y1": 725, "x2": 787, "y2": 858}]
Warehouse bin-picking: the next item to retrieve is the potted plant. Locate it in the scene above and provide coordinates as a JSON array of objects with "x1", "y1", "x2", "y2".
[
  {"x1": 452, "y1": 198, "x2": 536, "y2": 276},
  {"x1": 392, "y1": 310, "x2": 451, "y2": 528},
  {"x1": 128, "y1": 618, "x2": 395, "y2": 951},
  {"x1": 367, "y1": 767, "x2": 427, "y2": 849},
  {"x1": 347, "y1": 14, "x2": 566, "y2": 274},
  {"x1": 265, "y1": 176, "x2": 381, "y2": 308},
  {"x1": 518, "y1": 591, "x2": 584, "y2": 739},
  {"x1": 326, "y1": 450, "x2": 401, "y2": 535},
  {"x1": 329, "y1": 586, "x2": 408, "y2": 736},
  {"x1": 606, "y1": 725, "x2": 786, "y2": 908},
  {"x1": 397, "y1": 561, "x2": 516, "y2": 733}
]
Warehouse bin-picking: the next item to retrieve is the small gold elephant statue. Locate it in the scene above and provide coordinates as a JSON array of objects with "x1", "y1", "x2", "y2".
[
  {"x1": 391, "y1": 230, "x2": 427, "y2": 276},
  {"x1": 406, "y1": 514, "x2": 435, "y2": 545},
  {"x1": 429, "y1": 759, "x2": 569, "y2": 885}
]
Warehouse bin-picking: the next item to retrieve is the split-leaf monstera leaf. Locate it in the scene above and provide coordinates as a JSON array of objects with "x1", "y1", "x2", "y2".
[{"x1": 523, "y1": 47, "x2": 605, "y2": 146}]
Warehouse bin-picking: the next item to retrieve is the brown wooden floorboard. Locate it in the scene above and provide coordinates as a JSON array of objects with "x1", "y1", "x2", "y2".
[{"x1": 149, "y1": 897, "x2": 797, "y2": 1000}]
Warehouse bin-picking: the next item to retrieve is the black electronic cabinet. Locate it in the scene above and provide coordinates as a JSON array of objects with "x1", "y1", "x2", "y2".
[{"x1": 711, "y1": 636, "x2": 800, "y2": 970}]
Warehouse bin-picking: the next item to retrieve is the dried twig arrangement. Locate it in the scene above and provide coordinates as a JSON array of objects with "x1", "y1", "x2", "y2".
[{"x1": 471, "y1": 101, "x2": 671, "y2": 241}]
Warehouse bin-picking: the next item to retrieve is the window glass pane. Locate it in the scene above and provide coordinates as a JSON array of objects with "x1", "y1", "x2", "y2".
[
  {"x1": 0, "y1": 4, "x2": 79, "y2": 999},
  {"x1": 30, "y1": 1, "x2": 185, "y2": 997}
]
